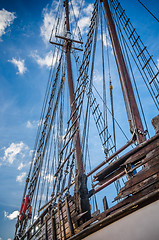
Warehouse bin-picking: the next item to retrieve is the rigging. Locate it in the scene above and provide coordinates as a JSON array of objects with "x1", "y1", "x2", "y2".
[{"x1": 138, "y1": 0, "x2": 159, "y2": 23}]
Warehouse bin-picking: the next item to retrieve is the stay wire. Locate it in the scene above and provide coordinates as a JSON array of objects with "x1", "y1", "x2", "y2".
[
  {"x1": 70, "y1": 0, "x2": 84, "y2": 41},
  {"x1": 137, "y1": 0, "x2": 159, "y2": 23},
  {"x1": 100, "y1": 4, "x2": 108, "y2": 153},
  {"x1": 50, "y1": 0, "x2": 63, "y2": 41},
  {"x1": 92, "y1": 83, "x2": 132, "y2": 143}
]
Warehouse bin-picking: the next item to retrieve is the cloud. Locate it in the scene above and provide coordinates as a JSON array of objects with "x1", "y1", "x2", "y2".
[
  {"x1": 26, "y1": 120, "x2": 38, "y2": 129},
  {"x1": 40, "y1": 1, "x2": 59, "y2": 43},
  {"x1": 43, "y1": 173, "x2": 54, "y2": 183},
  {"x1": 71, "y1": 2, "x2": 94, "y2": 35},
  {"x1": 0, "y1": 9, "x2": 16, "y2": 40},
  {"x1": 83, "y1": 3, "x2": 94, "y2": 15},
  {"x1": 8, "y1": 58, "x2": 27, "y2": 74},
  {"x1": 26, "y1": 120, "x2": 34, "y2": 128},
  {"x1": 31, "y1": 50, "x2": 58, "y2": 68},
  {"x1": 2, "y1": 142, "x2": 29, "y2": 164},
  {"x1": 94, "y1": 70, "x2": 103, "y2": 83},
  {"x1": 78, "y1": 16, "x2": 90, "y2": 34},
  {"x1": 16, "y1": 172, "x2": 27, "y2": 182},
  {"x1": 26, "y1": 119, "x2": 44, "y2": 129},
  {"x1": 98, "y1": 32, "x2": 112, "y2": 49},
  {"x1": 40, "y1": 9, "x2": 54, "y2": 43},
  {"x1": 40, "y1": 0, "x2": 94, "y2": 44},
  {"x1": 17, "y1": 162, "x2": 26, "y2": 170},
  {"x1": 4, "y1": 210, "x2": 19, "y2": 220}
]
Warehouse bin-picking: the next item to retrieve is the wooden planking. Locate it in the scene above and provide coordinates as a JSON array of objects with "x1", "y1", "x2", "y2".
[
  {"x1": 124, "y1": 139, "x2": 159, "y2": 165},
  {"x1": 26, "y1": 198, "x2": 78, "y2": 240}
]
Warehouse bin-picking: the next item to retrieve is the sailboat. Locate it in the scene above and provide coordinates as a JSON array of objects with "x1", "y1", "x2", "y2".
[{"x1": 14, "y1": 0, "x2": 159, "y2": 239}]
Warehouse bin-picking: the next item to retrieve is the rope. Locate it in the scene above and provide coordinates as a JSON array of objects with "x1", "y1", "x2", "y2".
[
  {"x1": 137, "y1": 0, "x2": 159, "y2": 23},
  {"x1": 100, "y1": 4, "x2": 109, "y2": 153}
]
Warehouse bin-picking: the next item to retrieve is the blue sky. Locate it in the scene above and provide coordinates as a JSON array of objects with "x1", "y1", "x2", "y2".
[{"x1": 0, "y1": 0, "x2": 159, "y2": 239}]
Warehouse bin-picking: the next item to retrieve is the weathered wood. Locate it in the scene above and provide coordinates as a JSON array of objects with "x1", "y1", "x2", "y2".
[
  {"x1": 76, "y1": 179, "x2": 159, "y2": 233},
  {"x1": 60, "y1": 202, "x2": 67, "y2": 240},
  {"x1": 115, "y1": 173, "x2": 159, "y2": 201},
  {"x1": 126, "y1": 148, "x2": 159, "y2": 174},
  {"x1": 121, "y1": 163, "x2": 159, "y2": 191},
  {"x1": 45, "y1": 215, "x2": 48, "y2": 240},
  {"x1": 98, "y1": 167, "x2": 125, "y2": 185},
  {"x1": 103, "y1": 196, "x2": 108, "y2": 211},
  {"x1": 65, "y1": 196, "x2": 74, "y2": 236},
  {"x1": 124, "y1": 139, "x2": 159, "y2": 165},
  {"x1": 94, "y1": 133, "x2": 159, "y2": 181},
  {"x1": 51, "y1": 209, "x2": 57, "y2": 240}
]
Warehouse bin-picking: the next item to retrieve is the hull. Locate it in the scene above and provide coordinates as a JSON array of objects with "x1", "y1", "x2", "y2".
[{"x1": 77, "y1": 198, "x2": 159, "y2": 240}]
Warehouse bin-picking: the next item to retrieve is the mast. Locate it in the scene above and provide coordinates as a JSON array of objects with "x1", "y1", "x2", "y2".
[
  {"x1": 64, "y1": 0, "x2": 91, "y2": 220},
  {"x1": 64, "y1": 0, "x2": 84, "y2": 175},
  {"x1": 103, "y1": 0, "x2": 146, "y2": 144}
]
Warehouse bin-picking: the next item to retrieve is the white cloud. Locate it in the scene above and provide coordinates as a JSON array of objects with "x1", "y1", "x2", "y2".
[
  {"x1": 72, "y1": 2, "x2": 94, "y2": 35},
  {"x1": 40, "y1": 0, "x2": 93, "y2": 43},
  {"x1": 29, "y1": 150, "x2": 34, "y2": 157},
  {"x1": 8, "y1": 238, "x2": 11, "y2": 240},
  {"x1": 78, "y1": 16, "x2": 90, "y2": 34},
  {"x1": 38, "y1": 119, "x2": 44, "y2": 126},
  {"x1": 4, "y1": 210, "x2": 19, "y2": 220},
  {"x1": 2, "y1": 142, "x2": 29, "y2": 164},
  {"x1": 8, "y1": 58, "x2": 27, "y2": 74},
  {"x1": 40, "y1": 1, "x2": 59, "y2": 43},
  {"x1": 0, "y1": 9, "x2": 16, "y2": 40},
  {"x1": 26, "y1": 120, "x2": 34, "y2": 128},
  {"x1": 26, "y1": 119, "x2": 44, "y2": 129},
  {"x1": 17, "y1": 162, "x2": 26, "y2": 170},
  {"x1": 16, "y1": 172, "x2": 26, "y2": 183},
  {"x1": 31, "y1": 50, "x2": 58, "y2": 68},
  {"x1": 98, "y1": 32, "x2": 112, "y2": 49},
  {"x1": 43, "y1": 173, "x2": 54, "y2": 183},
  {"x1": 94, "y1": 70, "x2": 103, "y2": 83},
  {"x1": 83, "y1": 3, "x2": 94, "y2": 15},
  {"x1": 40, "y1": 10, "x2": 55, "y2": 43},
  {"x1": 26, "y1": 120, "x2": 39, "y2": 129}
]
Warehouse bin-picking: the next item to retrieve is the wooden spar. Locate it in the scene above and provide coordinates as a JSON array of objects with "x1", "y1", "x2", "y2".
[
  {"x1": 93, "y1": 170, "x2": 125, "y2": 194},
  {"x1": 103, "y1": 0, "x2": 146, "y2": 144},
  {"x1": 64, "y1": 0, "x2": 91, "y2": 221},
  {"x1": 64, "y1": 0, "x2": 84, "y2": 175},
  {"x1": 87, "y1": 132, "x2": 135, "y2": 177}
]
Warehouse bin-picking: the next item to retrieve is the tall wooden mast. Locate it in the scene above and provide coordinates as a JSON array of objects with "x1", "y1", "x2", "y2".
[
  {"x1": 103, "y1": 0, "x2": 146, "y2": 144},
  {"x1": 64, "y1": 0, "x2": 91, "y2": 220},
  {"x1": 64, "y1": 0, "x2": 84, "y2": 175}
]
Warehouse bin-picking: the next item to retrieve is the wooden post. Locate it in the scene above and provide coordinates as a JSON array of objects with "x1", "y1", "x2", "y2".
[
  {"x1": 65, "y1": 196, "x2": 74, "y2": 236},
  {"x1": 103, "y1": 196, "x2": 108, "y2": 211},
  {"x1": 45, "y1": 215, "x2": 48, "y2": 240},
  {"x1": 51, "y1": 209, "x2": 57, "y2": 240}
]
